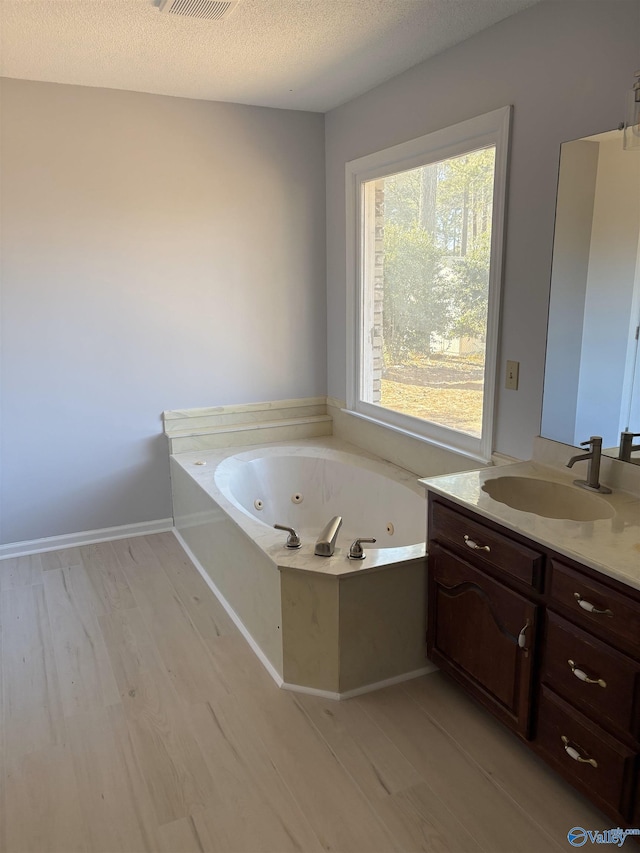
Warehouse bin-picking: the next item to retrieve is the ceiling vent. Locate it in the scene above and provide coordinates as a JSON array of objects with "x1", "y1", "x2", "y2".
[{"x1": 158, "y1": 0, "x2": 239, "y2": 21}]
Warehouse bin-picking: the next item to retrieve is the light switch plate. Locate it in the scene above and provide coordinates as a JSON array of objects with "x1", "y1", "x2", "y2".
[{"x1": 505, "y1": 360, "x2": 519, "y2": 390}]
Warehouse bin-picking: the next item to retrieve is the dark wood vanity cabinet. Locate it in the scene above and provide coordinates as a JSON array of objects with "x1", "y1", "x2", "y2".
[
  {"x1": 427, "y1": 493, "x2": 640, "y2": 826},
  {"x1": 428, "y1": 543, "x2": 539, "y2": 736}
]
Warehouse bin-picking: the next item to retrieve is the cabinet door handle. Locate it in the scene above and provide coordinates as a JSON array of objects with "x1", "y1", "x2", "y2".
[
  {"x1": 518, "y1": 619, "x2": 531, "y2": 651},
  {"x1": 568, "y1": 660, "x2": 607, "y2": 688},
  {"x1": 464, "y1": 534, "x2": 490, "y2": 552},
  {"x1": 573, "y1": 593, "x2": 613, "y2": 617},
  {"x1": 561, "y1": 736, "x2": 598, "y2": 768}
]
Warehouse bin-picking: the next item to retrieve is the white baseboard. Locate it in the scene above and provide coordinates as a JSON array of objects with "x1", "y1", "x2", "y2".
[
  {"x1": 172, "y1": 529, "x2": 285, "y2": 689},
  {"x1": 173, "y1": 528, "x2": 436, "y2": 701},
  {"x1": 282, "y1": 666, "x2": 437, "y2": 701},
  {"x1": 0, "y1": 518, "x2": 174, "y2": 560},
  {"x1": 337, "y1": 666, "x2": 437, "y2": 699},
  {"x1": 280, "y1": 682, "x2": 342, "y2": 701}
]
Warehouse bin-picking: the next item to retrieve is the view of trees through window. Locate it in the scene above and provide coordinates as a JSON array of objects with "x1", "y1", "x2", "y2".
[{"x1": 362, "y1": 146, "x2": 496, "y2": 438}]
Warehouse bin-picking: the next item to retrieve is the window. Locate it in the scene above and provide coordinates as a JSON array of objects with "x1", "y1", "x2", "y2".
[{"x1": 346, "y1": 107, "x2": 511, "y2": 461}]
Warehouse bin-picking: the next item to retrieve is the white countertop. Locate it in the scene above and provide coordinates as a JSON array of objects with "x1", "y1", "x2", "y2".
[{"x1": 420, "y1": 461, "x2": 640, "y2": 592}]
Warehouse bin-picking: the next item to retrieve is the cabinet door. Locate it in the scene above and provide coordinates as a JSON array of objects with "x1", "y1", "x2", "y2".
[{"x1": 428, "y1": 544, "x2": 538, "y2": 736}]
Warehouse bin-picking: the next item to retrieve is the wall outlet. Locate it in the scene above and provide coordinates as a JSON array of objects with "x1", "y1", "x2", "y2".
[{"x1": 505, "y1": 360, "x2": 519, "y2": 390}]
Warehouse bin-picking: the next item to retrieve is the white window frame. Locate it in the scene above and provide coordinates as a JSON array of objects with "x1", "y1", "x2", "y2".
[{"x1": 345, "y1": 106, "x2": 512, "y2": 463}]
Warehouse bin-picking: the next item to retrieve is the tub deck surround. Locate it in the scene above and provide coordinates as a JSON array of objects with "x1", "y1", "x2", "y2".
[
  {"x1": 267, "y1": 540, "x2": 426, "y2": 575},
  {"x1": 279, "y1": 558, "x2": 428, "y2": 696},
  {"x1": 178, "y1": 437, "x2": 427, "y2": 575},
  {"x1": 326, "y1": 396, "x2": 492, "y2": 480},
  {"x1": 170, "y1": 437, "x2": 431, "y2": 696},
  {"x1": 163, "y1": 397, "x2": 332, "y2": 453},
  {"x1": 420, "y1": 460, "x2": 640, "y2": 591}
]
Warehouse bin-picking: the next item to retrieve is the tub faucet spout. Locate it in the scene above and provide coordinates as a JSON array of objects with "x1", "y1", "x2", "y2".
[{"x1": 315, "y1": 516, "x2": 343, "y2": 557}]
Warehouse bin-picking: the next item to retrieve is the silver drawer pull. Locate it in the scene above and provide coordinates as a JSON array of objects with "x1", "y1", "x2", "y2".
[
  {"x1": 464, "y1": 534, "x2": 490, "y2": 552},
  {"x1": 518, "y1": 619, "x2": 531, "y2": 651},
  {"x1": 573, "y1": 593, "x2": 613, "y2": 617},
  {"x1": 561, "y1": 736, "x2": 598, "y2": 768},
  {"x1": 568, "y1": 660, "x2": 607, "y2": 688}
]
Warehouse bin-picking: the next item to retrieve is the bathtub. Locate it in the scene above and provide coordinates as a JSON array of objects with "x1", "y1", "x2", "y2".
[
  {"x1": 215, "y1": 443, "x2": 426, "y2": 554},
  {"x1": 170, "y1": 437, "x2": 433, "y2": 698}
]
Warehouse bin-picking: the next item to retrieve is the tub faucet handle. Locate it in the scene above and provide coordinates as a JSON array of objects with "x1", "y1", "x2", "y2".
[
  {"x1": 273, "y1": 524, "x2": 301, "y2": 549},
  {"x1": 348, "y1": 538, "x2": 377, "y2": 560}
]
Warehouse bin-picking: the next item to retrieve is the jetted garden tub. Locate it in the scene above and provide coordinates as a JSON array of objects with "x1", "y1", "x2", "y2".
[{"x1": 170, "y1": 437, "x2": 434, "y2": 698}]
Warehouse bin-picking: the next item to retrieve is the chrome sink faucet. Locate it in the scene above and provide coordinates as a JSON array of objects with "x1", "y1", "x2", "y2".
[
  {"x1": 566, "y1": 436, "x2": 612, "y2": 494},
  {"x1": 315, "y1": 516, "x2": 343, "y2": 556}
]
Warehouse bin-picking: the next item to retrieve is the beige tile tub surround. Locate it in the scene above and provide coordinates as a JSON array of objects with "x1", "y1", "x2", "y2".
[
  {"x1": 279, "y1": 560, "x2": 427, "y2": 694},
  {"x1": 338, "y1": 561, "x2": 427, "y2": 692},
  {"x1": 280, "y1": 570, "x2": 340, "y2": 691},
  {"x1": 163, "y1": 396, "x2": 485, "y2": 472},
  {"x1": 171, "y1": 460, "x2": 285, "y2": 678},
  {"x1": 327, "y1": 396, "x2": 490, "y2": 477},
  {"x1": 170, "y1": 436, "x2": 432, "y2": 697},
  {"x1": 163, "y1": 397, "x2": 332, "y2": 453}
]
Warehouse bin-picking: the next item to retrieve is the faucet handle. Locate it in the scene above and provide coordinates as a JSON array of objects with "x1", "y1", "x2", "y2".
[
  {"x1": 348, "y1": 538, "x2": 377, "y2": 560},
  {"x1": 580, "y1": 435, "x2": 602, "y2": 448},
  {"x1": 273, "y1": 524, "x2": 301, "y2": 549}
]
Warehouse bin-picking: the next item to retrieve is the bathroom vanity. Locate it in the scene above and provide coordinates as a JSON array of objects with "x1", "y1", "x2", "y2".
[{"x1": 422, "y1": 463, "x2": 640, "y2": 827}]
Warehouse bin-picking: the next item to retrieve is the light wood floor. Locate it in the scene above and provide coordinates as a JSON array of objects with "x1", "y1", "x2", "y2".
[{"x1": 0, "y1": 532, "x2": 610, "y2": 853}]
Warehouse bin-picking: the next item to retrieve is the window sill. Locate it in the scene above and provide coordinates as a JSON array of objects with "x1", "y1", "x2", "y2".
[{"x1": 340, "y1": 407, "x2": 492, "y2": 466}]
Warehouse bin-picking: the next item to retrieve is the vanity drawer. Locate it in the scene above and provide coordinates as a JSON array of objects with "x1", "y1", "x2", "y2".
[
  {"x1": 536, "y1": 686, "x2": 639, "y2": 821},
  {"x1": 549, "y1": 560, "x2": 640, "y2": 656},
  {"x1": 430, "y1": 500, "x2": 543, "y2": 589},
  {"x1": 542, "y1": 611, "x2": 640, "y2": 740}
]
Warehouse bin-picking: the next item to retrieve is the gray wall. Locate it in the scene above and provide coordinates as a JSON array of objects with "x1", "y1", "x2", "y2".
[
  {"x1": 0, "y1": 80, "x2": 326, "y2": 544},
  {"x1": 2, "y1": 1, "x2": 639, "y2": 546},
  {"x1": 325, "y1": 0, "x2": 640, "y2": 460}
]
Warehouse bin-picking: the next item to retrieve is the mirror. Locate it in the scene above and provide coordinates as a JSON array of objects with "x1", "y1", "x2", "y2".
[{"x1": 541, "y1": 128, "x2": 640, "y2": 462}]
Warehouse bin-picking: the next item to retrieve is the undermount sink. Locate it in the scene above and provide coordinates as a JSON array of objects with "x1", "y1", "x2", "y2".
[{"x1": 481, "y1": 476, "x2": 615, "y2": 521}]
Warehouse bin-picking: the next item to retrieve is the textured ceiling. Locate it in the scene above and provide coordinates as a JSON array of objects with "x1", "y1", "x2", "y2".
[{"x1": 0, "y1": 0, "x2": 540, "y2": 112}]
